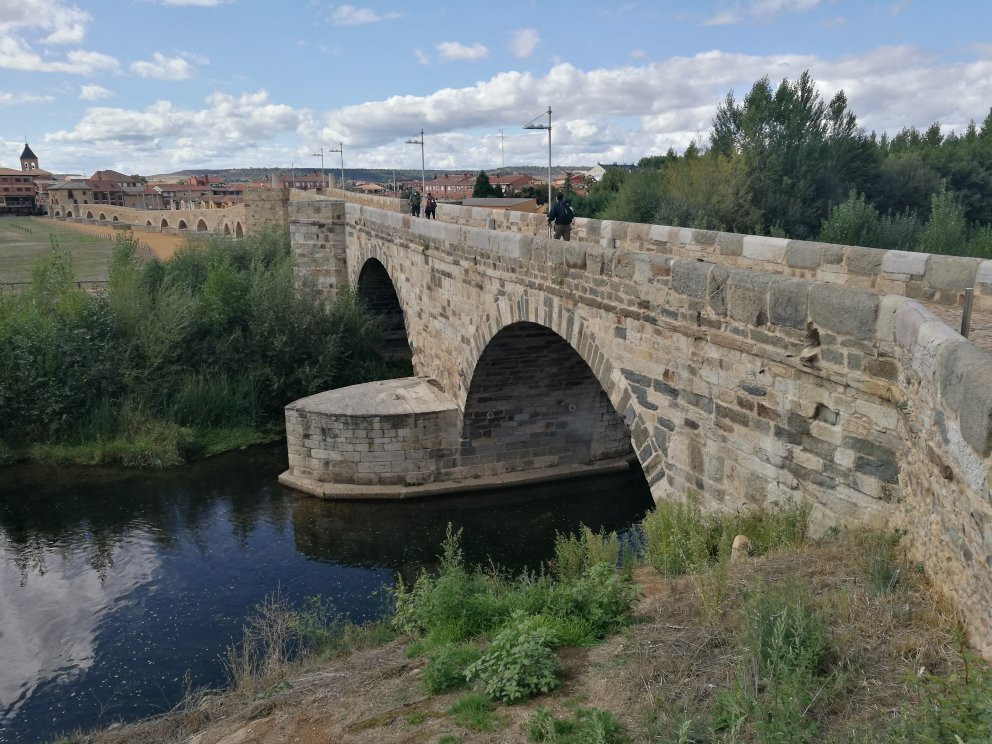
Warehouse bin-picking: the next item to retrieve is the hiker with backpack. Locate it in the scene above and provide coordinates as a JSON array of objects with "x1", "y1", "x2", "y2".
[
  {"x1": 547, "y1": 192, "x2": 575, "y2": 240},
  {"x1": 425, "y1": 193, "x2": 437, "y2": 219},
  {"x1": 409, "y1": 189, "x2": 421, "y2": 217}
]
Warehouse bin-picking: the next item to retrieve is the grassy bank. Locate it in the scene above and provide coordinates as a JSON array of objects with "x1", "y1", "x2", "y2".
[
  {"x1": 61, "y1": 501, "x2": 992, "y2": 743},
  {"x1": 0, "y1": 228, "x2": 406, "y2": 468}
]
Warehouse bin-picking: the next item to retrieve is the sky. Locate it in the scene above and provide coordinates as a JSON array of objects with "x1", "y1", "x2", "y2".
[{"x1": 1, "y1": 0, "x2": 991, "y2": 177}]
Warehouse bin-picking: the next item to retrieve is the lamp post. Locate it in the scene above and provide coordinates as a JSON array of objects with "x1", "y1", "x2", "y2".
[
  {"x1": 327, "y1": 142, "x2": 344, "y2": 191},
  {"x1": 405, "y1": 129, "x2": 425, "y2": 196},
  {"x1": 311, "y1": 147, "x2": 327, "y2": 192},
  {"x1": 524, "y1": 106, "x2": 552, "y2": 209}
]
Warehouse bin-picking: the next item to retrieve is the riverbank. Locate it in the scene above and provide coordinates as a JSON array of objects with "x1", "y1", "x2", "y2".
[{"x1": 60, "y1": 513, "x2": 992, "y2": 744}]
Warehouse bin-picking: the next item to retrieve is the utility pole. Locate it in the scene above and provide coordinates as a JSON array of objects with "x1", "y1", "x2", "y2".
[
  {"x1": 498, "y1": 128, "x2": 505, "y2": 173},
  {"x1": 405, "y1": 129, "x2": 425, "y2": 196},
  {"x1": 524, "y1": 107, "x2": 552, "y2": 209},
  {"x1": 311, "y1": 147, "x2": 326, "y2": 192}
]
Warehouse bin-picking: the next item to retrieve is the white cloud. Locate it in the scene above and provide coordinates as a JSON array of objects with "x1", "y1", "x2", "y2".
[
  {"x1": 0, "y1": 90, "x2": 54, "y2": 105},
  {"x1": 703, "y1": 0, "x2": 820, "y2": 25},
  {"x1": 79, "y1": 84, "x2": 112, "y2": 100},
  {"x1": 145, "y1": 0, "x2": 229, "y2": 5},
  {"x1": 509, "y1": 28, "x2": 539, "y2": 59},
  {"x1": 630, "y1": 49, "x2": 647, "y2": 59},
  {"x1": 330, "y1": 4, "x2": 400, "y2": 26},
  {"x1": 414, "y1": 48, "x2": 430, "y2": 65},
  {"x1": 0, "y1": 35, "x2": 119, "y2": 74},
  {"x1": 436, "y1": 41, "x2": 488, "y2": 61},
  {"x1": 130, "y1": 51, "x2": 204, "y2": 80},
  {"x1": 702, "y1": 10, "x2": 741, "y2": 26},
  {"x1": 0, "y1": 0, "x2": 90, "y2": 44}
]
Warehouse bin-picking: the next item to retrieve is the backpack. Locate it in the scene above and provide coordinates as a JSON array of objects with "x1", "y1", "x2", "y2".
[{"x1": 557, "y1": 201, "x2": 574, "y2": 225}]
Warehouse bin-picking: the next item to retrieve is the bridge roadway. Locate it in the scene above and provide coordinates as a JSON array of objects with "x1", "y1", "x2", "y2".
[{"x1": 281, "y1": 192, "x2": 992, "y2": 657}]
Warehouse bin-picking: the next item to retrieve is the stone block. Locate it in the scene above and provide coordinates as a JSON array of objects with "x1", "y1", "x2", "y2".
[
  {"x1": 564, "y1": 243, "x2": 586, "y2": 270},
  {"x1": 808, "y1": 283, "x2": 878, "y2": 340},
  {"x1": 925, "y1": 254, "x2": 981, "y2": 291},
  {"x1": 671, "y1": 259, "x2": 712, "y2": 298},
  {"x1": 768, "y1": 278, "x2": 810, "y2": 329},
  {"x1": 937, "y1": 341, "x2": 992, "y2": 455},
  {"x1": 707, "y1": 264, "x2": 731, "y2": 316},
  {"x1": 742, "y1": 235, "x2": 789, "y2": 263},
  {"x1": 785, "y1": 241, "x2": 823, "y2": 270},
  {"x1": 648, "y1": 224, "x2": 672, "y2": 244},
  {"x1": 882, "y1": 250, "x2": 928, "y2": 277},
  {"x1": 727, "y1": 269, "x2": 775, "y2": 325},
  {"x1": 845, "y1": 245, "x2": 883, "y2": 276},
  {"x1": 716, "y1": 232, "x2": 744, "y2": 256}
]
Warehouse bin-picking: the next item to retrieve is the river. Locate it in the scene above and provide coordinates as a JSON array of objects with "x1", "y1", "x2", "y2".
[{"x1": 0, "y1": 445, "x2": 654, "y2": 743}]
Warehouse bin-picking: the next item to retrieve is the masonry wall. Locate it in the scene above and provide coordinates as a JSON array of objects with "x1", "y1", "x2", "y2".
[
  {"x1": 305, "y1": 200, "x2": 992, "y2": 656},
  {"x1": 244, "y1": 187, "x2": 290, "y2": 234},
  {"x1": 288, "y1": 199, "x2": 347, "y2": 299}
]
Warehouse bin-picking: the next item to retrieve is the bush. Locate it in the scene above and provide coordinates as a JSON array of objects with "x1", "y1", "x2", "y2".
[
  {"x1": 552, "y1": 524, "x2": 620, "y2": 582},
  {"x1": 465, "y1": 612, "x2": 561, "y2": 703},
  {"x1": 422, "y1": 644, "x2": 483, "y2": 694},
  {"x1": 549, "y1": 563, "x2": 636, "y2": 642},
  {"x1": 640, "y1": 501, "x2": 710, "y2": 576}
]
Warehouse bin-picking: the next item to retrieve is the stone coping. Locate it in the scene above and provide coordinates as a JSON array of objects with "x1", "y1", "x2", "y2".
[
  {"x1": 286, "y1": 376, "x2": 453, "y2": 417},
  {"x1": 278, "y1": 457, "x2": 634, "y2": 501}
]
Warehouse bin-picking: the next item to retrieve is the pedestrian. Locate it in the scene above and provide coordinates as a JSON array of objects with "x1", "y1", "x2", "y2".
[
  {"x1": 547, "y1": 192, "x2": 574, "y2": 241},
  {"x1": 425, "y1": 193, "x2": 437, "y2": 219},
  {"x1": 409, "y1": 189, "x2": 421, "y2": 217}
]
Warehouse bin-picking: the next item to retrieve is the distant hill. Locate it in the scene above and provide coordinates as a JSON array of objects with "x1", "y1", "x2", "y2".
[{"x1": 147, "y1": 166, "x2": 592, "y2": 185}]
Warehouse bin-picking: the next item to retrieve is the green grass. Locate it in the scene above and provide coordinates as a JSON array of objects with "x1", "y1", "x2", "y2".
[
  {"x1": 529, "y1": 706, "x2": 630, "y2": 743},
  {"x1": 447, "y1": 692, "x2": 501, "y2": 732},
  {"x1": 0, "y1": 217, "x2": 115, "y2": 283}
]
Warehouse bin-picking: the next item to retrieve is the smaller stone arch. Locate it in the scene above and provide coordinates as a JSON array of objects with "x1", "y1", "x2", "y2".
[
  {"x1": 178, "y1": 219, "x2": 188, "y2": 230},
  {"x1": 196, "y1": 218, "x2": 208, "y2": 232},
  {"x1": 54, "y1": 210, "x2": 62, "y2": 217},
  {"x1": 223, "y1": 223, "x2": 231, "y2": 235},
  {"x1": 235, "y1": 222, "x2": 244, "y2": 238},
  {"x1": 98, "y1": 212, "x2": 107, "y2": 221},
  {"x1": 161, "y1": 218, "x2": 170, "y2": 229},
  {"x1": 86, "y1": 210, "x2": 94, "y2": 219},
  {"x1": 66, "y1": 211, "x2": 73, "y2": 218},
  {"x1": 112, "y1": 215, "x2": 119, "y2": 222},
  {"x1": 145, "y1": 220, "x2": 153, "y2": 227}
]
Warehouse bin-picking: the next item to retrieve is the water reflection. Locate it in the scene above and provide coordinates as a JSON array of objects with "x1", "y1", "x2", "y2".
[{"x1": 0, "y1": 446, "x2": 652, "y2": 744}]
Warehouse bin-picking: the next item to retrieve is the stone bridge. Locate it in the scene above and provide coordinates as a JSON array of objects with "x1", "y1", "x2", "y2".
[{"x1": 281, "y1": 192, "x2": 992, "y2": 656}]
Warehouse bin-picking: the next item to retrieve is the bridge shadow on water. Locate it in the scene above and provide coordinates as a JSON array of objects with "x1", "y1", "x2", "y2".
[{"x1": 292, "y1": 464, "x2": 655, "y2": 580}]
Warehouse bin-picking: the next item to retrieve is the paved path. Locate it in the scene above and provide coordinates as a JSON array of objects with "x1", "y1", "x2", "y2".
[{"x1": 927, "y1": 302, "x2": 992, "y2": 353}]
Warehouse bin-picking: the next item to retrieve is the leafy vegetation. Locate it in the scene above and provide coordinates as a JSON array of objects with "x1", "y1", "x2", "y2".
[
  {"x1": 573, "y1": 70, "x2": 992, "y2": 257},
  {"x1": 0, "y1": 228, "x2": 403, "y2": 466},
  {"x1": 529, "y1": 706, "x2": 629, "y2": 743}
]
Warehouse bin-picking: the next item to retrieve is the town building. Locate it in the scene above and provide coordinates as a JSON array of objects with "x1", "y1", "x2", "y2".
[{"x1": 0, "y1": 144, "x2": 53, "y2": 215}]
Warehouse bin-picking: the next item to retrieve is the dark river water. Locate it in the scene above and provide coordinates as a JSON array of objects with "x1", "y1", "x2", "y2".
[{"x1": 0, "y1": 445, "x2": 653, "y2": 744}]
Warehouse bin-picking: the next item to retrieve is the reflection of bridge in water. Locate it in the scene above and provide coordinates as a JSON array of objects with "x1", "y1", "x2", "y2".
[{"x1": 291, "y1": 469, "x2": 654, "y2": 581}]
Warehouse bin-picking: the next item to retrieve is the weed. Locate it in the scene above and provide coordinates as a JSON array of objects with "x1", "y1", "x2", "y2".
[
  {"x1": 405, "y1": 710, "x2": 426, "y2": 725},
  {"x1": 640, "y1": 500, "x2": 710, "y2": 576},
  {"x1": 447, "y1": 692, "x2": 500, "y2": 731},
  {"x1": 422, "y1": 644, "x2": 483, "y2": 694},
  {"x1": 552, "y1": 524, "x2": 620, "y2": 582},
  {"x1": 528, "y1": 705, "x2": 630, "y2": 743},
  {"x1": 436, "y1": 736, "x2": 460, "y2": 744}
]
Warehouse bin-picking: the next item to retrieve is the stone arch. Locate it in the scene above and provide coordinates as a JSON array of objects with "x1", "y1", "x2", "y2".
[
  {"x1": 86, "y1": 210, "x2": 94, "y2": 219},
  {"x1": 66, "y1": 211, "x2": 73, "y2": 218},
  {"x1": 112, "y1": 215, "x2": 119, "y2": 222},
  {"x1": 145, "y1": 220, "x2": 153, "y2": 227},
  {"x1": 54, "y1": 210, "x2": 62, "y2": 217},
  {"x1": 161, "y1": 218, "x2": 170, "y2": 229},
  {"x1": 235, "y1": 221, "x2": 244, "y2": 238},
  {"x1": 223, "y1": 223, "x2": 231, "y2": 235},
  {"x1": 98, "y1": 212, "x2": 107, "y2": 221},
  {"x1": 196, "y1": 218, "x2": 208, "y2": 232},
  {"x1": 357, "y1": 258, "x2": 412, "y2": 362},
  {"x1": 178, "y1": 219, "x2": 188, "y2": 230},
  {"x1": 459, "y1": 320, "x2": 640, "y2": 478}
]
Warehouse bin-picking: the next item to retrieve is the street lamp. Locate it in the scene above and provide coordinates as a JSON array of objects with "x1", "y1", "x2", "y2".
[
  {"x1": 524, "y1": 106, "x2": 552, "y2": 209},
  {"x1": 327, "y1": 142, "x2": 344, "y2": 191},
  {"x1": 405, "y1": 129, "x2": 425, "y2": 196},
  {"x1": 311, "y1": 147, "x2": 327, "y2": 192}
]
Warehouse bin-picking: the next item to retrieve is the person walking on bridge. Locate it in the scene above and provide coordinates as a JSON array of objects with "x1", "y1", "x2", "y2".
[
  {"x1": 409, "y1": 189, "x2": 421, "y2": 217},
  {"x1": 547, "y1": 192, "x2": 574, "y2": 241}
]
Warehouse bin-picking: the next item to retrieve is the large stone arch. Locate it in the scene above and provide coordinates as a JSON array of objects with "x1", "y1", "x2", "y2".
[
  {"x1": 356, "y1": 258, "x2": 412, "y2": 362},
  {"x1": 223, "y1": 223, "x2": 231, "y2": 235},
  {"x1": 460, "y1": 321, "x2": 636, "y2": 475},
  {"x1": 455, "y1": 295, "x2": 663, "y2": 487},
  {"x1": 86, "y1": 210, "x2": 94, "y2": 219},
  {"x1": 235, "y1": 221, "x2": 244, "y2": 238},
  {"x1": 196, "y1": 218, "x2": 208, "y2": 232},
  {"x1": 161, "y1": 218, "x2": 170, "y2": 229},
  {"x1": 178, "y1": 219, "x2": 188, "y2": 230}
]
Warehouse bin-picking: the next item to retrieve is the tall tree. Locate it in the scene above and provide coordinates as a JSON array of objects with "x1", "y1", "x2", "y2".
[{"x1": 472, "y1": 171, "x2": 497, "y2": 198}]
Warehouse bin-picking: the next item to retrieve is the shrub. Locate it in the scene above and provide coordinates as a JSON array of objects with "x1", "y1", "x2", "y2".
[
  {"x1": 465, "y1": 612, "x2": 560, "y2": 703},
  {"x1": 549, "y1": 563, "x2": 637, "y2": 642},
  {"x1": 422, "y1": 644, "x2": 483, "y2": 695},
  {"x1": 529, "y1": 706, "x2": 629, "y2": 743},
  {"x1": 552, "y1": 524, "x2": 619, "y2": 582}
]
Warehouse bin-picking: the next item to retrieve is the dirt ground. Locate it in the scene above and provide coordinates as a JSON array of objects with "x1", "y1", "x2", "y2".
[
  {"x1": 77, "y1": 532, "x2": 961, "y2": 744},
  {"x1": 34, "y1": 218, "x2": 186, "y2": 261}
]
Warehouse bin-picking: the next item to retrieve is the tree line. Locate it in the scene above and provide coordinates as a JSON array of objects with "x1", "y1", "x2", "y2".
[{"x1": 567, "y1": 71, "x2": 992, "y2": 258}]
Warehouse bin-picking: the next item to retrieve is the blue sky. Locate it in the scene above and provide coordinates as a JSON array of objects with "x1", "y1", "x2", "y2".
[{"x1": 1, "y1": 0, "x2": 991, "y2": 176}]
